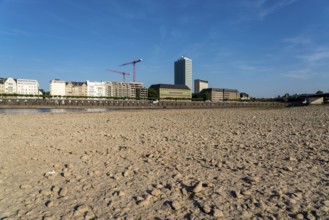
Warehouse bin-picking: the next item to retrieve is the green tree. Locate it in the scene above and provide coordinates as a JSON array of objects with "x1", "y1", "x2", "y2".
[
  {"x1": 203, "y1": 92, "x2": 211, "y2": 101},
  {"x1": 148, "y1": 88, "x2": 158, "y2": 99},
  {"x1": 316, "y1": 90, "x2": 324, "y2": 95}
]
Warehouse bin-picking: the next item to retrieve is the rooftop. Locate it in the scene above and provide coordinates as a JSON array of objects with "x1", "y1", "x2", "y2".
[{"x1": 150, "y1": 84, "x2": 191, "y2": 90}]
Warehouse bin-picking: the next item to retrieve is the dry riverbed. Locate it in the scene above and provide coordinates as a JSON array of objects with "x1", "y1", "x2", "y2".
[{"x1": 0, "y1": 106, "x2": 328, "y2": 219}]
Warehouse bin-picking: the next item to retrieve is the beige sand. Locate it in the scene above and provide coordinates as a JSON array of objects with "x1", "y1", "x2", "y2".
[{"x1": 0, "y1": 107, "x2": 328, "y2": 219}]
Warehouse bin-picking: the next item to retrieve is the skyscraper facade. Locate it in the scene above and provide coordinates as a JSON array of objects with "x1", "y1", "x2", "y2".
[{"x1": 174, "y1": 56, "x2": 192, "y2": 90}]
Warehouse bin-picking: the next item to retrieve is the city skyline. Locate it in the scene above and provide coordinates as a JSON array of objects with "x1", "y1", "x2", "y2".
[{"x1": 0, "y1": 0, "x2": 328, "y2": 98}]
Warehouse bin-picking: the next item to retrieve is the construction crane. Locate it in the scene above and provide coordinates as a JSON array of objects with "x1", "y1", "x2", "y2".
[
  {"x1": 120, "y1": 59, "x2": 142, "y2": 82},
  {"x1": 107, "y1": 69, "x2": 130, "y2": 82}
]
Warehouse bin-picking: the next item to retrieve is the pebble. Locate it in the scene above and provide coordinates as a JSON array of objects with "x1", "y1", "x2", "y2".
[
  {"x1": 192, "y1": 181, "x2": 203, "y2": 193},
  {"x1": 203, "y1": 204, "x2": 211, "y2": 214},
  {"x1": 46, "y1": 200, "x2": 54, "y2": 208},
  {"x1": 172, "y1": 200, "x2": 181, "y2": 210},
  {"x1": 75, "y1": 205, "x2": 89, "y2": 215},
  {"x1": 241, "y1": 190, "x2": 252, "y2": 196},
  {"x1": 322, "y1": 200, "x2": 329, "y2": 207},
  {"x1": 20, "y1": 184, "x2": 32, "y2": 189},
  {"x1": 155, "y1": 183, "x2": 164, "y2": 189},
  {"x1": 41, "y1": 190, "x2": 52, "y2": 196},
  {"x1": 320, "y1": 205, "x2": 329, "y2": 212},
  {"x1": 118, "y1": 191, "x2": 125, "y2": 197},
  {"x1": 213, "y1": 209, "x2": 224, "y2": 217},
  {"x1": 151, "y1": 189, "x2": 161, "y2": 196},
  {"x1": 295, "y1": 213, "x2": 304, "y2": 219},
  {"x1": 59, "y1": 187, "x2": 68, "y2": 197},
  {"x1": 242, "y1": 211, "x2": 252, "y2": 219},
  {"x1": 123, "y1": 170, "x2": 129, "y2": 177},
  {"x1": 138, "y1": 199, "x2": 150, "y2": 207}
]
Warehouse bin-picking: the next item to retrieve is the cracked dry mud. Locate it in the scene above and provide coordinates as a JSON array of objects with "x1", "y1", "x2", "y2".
[{"x1": 0, "y1": 106, "x2": 328, "y2": 219}]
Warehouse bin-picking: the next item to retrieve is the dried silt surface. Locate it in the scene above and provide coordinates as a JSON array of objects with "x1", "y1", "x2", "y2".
[{"x1": 0, "y1": 106, "x2": 328, "y2": 219}]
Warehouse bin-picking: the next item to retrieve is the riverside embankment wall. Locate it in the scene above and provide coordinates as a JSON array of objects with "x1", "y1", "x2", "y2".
[{"x1": 0, "y1": 98, "x2": 287, "y2": 109}]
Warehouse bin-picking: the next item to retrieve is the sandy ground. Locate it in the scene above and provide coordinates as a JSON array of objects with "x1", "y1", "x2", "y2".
[{"x1": 0, "y1": 106, "x2": 328, "y2": 220}]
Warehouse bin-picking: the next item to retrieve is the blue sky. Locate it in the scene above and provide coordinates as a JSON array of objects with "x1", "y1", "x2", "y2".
[{"x1": 0, "y1": 0, "x2": 328, "y2": 97}]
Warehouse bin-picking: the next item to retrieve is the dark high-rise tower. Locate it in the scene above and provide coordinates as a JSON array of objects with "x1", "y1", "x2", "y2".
[{"x1": 174, "y1": 56, "x2": 192, "y2": 90}]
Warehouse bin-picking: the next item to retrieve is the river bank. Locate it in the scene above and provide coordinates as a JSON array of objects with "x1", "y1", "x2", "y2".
[{"x1": 0, "y1": 106, "x2": 328, "y2": 219}]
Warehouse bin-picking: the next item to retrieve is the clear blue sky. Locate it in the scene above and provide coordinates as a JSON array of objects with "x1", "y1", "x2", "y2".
[{"x1": 0, "y1": 0, "x2": 328, "y2": 97}]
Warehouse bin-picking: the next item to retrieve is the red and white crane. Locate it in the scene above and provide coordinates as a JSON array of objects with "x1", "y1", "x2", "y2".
[
  {"x1": 107, "y1": 69, "x2": 130, "y2": 82},
  {"x1": 120, "y1": 59, "x2": 142, "y2": 82}
]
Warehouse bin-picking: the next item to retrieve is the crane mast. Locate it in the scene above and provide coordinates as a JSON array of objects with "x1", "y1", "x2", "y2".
[
  {"x1": 107, "y1": 69, "x2": 130, "y2": 82},
  {"x1": 120, "y1": 59, "x2": 142, "y2": 82}
]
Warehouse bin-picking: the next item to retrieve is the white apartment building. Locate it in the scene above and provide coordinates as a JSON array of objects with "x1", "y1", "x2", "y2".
[
  {"x1": 50, "y1": 79, "x2": 66, "y2": 96},
  {"x1": 16, "y1": 79, "x2": 40, "y2": 95},
  {"x1": 4, "y1": 77, "x2": 17, "y2": 94},
  {"x1": 87, "y1": 81, "x2": 106, "y2": 97}
]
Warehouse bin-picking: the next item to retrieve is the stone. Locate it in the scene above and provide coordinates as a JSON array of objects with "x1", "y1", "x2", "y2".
[
  {"x1": 203, "y1": 204, "x2": 211, "y2": 214},
  {"x1": 295, "y1": 213, "x2": 304, "y2": 219},
  {"x1": 213, "y1": 209, "x2": 224, "y2": 218},
  {"x1": 20, "y1": 184, "x2": 32, "y2": 189},
  {"x1": 322, "y1": 200, "x2": 329, "y2": 207},
  {"x1": 192, "y1": 181, "x2": 203, "y2": 193},
  {"x1": 156, "y1": 183, "x2": 164, "y2": 189},
  {"x1": 172, "y1": 200, "x2": 181, "y2": 210},
  {"x1": 320, "y1": 206, "x2": 329, "y2": 212},
  {"x1": 151, "y1": 189, "x2": 161, "y2": 197},
  {"x1": 75, "y1": 205, "x2": 89, "y2": 215},
  {"x1": 41, "y1": 190, "x2": 52, "y2": 196},
  {"x1": 59, "y1": 187, "x2": 68, "y2": 197},
  {"x1": 123, "y1": 170, "x2": 129, "y2": 177},
  {"x1": 138, "y1": 199, "x2": 150, "y2": 207},
  {"x1": 46, "y1": 200, "x2": 54, "y2": 208},
  {"x1": 118, "y1": 191, "x2": 125, "y2": 197},
  {"x1": 241, "y1": 190, "x2": 252, "y2": 196}
]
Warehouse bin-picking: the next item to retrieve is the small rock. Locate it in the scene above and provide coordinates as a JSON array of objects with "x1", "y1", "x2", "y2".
[
  {"x1": 118, "y1": 191, "x2": 125, "y2": 197},
  {"x1": 232, "y1": 190, "x2": 243, "y2": 199},
  {"x1": 123, "y1": 170, "x2": 129, "y2": 177},
  {"x1": 241, "y1": 190, "x2": 252, "y2": 196},
  {"x1": 41, "y1": 190, "x2": 52, "y2": 196},
  {"x1": 155, "y1": 183, "x2": 164, "y2": 189},
  {"x1": 66, "y1": 163, "x2": 73, "y2": 169},
  {"x1": 59, "y1": 187, "x2": 68, "y2": 197},
  {"x1": 295, "y1": 213, "x2": 304, "y2": 219},
  {"x1": 138, "y1": 199, "x2": 150, "y2": 207},
  {"x1": 172, "y1": 200, "x2": 181, "y2": 210},
  {"x1": 192, "y1": 181, "x2": 203, "y2": 193},
  {"x1": 242, "y1": 211, "x2": 252, "y2": 219},
  {"x1": 151, "y1": 189, "x2": 161, "y2": 197},
  {"x1": 20, "y1": 184, "x2": 32, "y2": 189},
  {"x1": 320, "y1": 206, "x2": 329, "y2": 212},
  {"x1": 75, "y1": 205, "x2": 89, "y2": 215},
  {"x1": 46, "y1": 200, "x2": 54, "y2": 208},
  {"x1": 322, "y1": 200, "x2": 329, "y2": 207},
  {"x1": 203, "y1": 204, "x2": 211, "y2": 214},
  {"x1": 213, "y1": 209, "x2": 224, "y2": 217}
]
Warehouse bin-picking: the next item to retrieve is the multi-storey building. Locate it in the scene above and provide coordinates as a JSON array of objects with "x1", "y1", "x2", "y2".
[
  {"x1": 174, "y1": 56, "x2": 192, "y2": 90},
  {"x1": 194, "y1": 79, "x2": 208, "y2": 94},
  {"x1": 0, "y1": 78, "x2": 5, "y2": 94},
  {"x1": 149, "y1": 84, "x2": 191, "y2": 99},
  {"x1": 200, "y1": 88, "x2": 240, "y2": 101},
  {"x1": 50, "y1": 79, "x2": 66, "y2": 96},
  {"x1": 65, "y1": 81, "x2": 87, "y2": 96},
  {"x1": 4, "y1": 77, "x2": 17, "y2": 94},
  {"x1": 16, "y1": 79, "x2": 40, "y2": 95},
  {"x1": 105, "y1": 81, "x2": 147, "y2": 98},
  {"x1": 87, "y1": 81, "x2": 106, "y2": 97}
]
